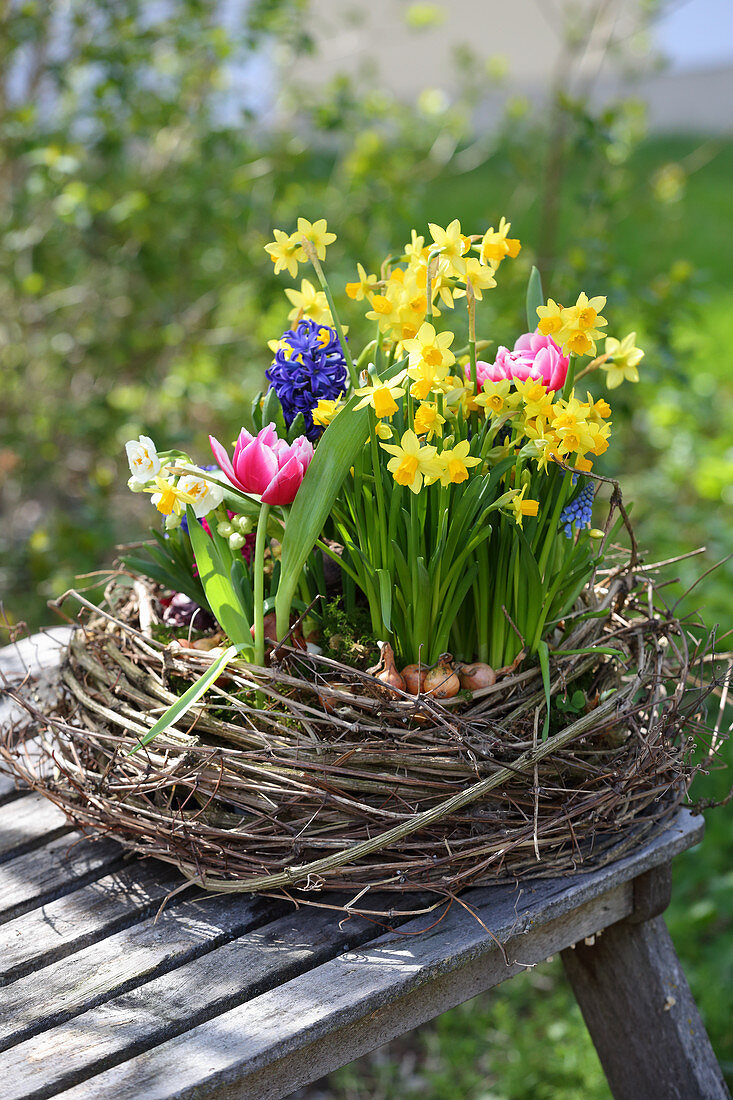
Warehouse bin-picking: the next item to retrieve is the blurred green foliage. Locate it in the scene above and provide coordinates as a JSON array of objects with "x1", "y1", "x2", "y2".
[{"x1": 0, "y1": 1, "x2": 731, "y2": 1095}]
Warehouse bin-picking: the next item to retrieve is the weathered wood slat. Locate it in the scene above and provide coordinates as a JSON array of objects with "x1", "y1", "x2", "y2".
[
  {"x1": 47, "y1": 812, "x2": 703, "y2": 1100},
  {"x1": 0, "y1": 890, "x2": 284, "y2": 1053},
  {"x1": 562, "y1": 915, "x2": 731, "y2": 1100},
  {"x1": 0, "y1": 770, "x2": 24, "y2": 804},
  {"x1": 0, "y1": 859, "x2": 183, "y2": 985},
  {"x1": 0, "y1": 903, "x2": 397, "y2": 1099},
  {"x1": 0, "y1": 833, "x2": 125, "y2": 925},
  {"x1": 0, "y1": 791, "x2": 71, "y2": 863},
  {"x1": 0, "y1": 628, "x2": 73, "y2": 683},
  {"x1": 51, "y1": 883, "x2": 631, "y2": 1100}
]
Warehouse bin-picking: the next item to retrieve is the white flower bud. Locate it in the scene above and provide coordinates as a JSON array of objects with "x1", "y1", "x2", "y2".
[
  {"x1": 217, "y1": 522, "x2": 233, "y2": 537},
  {"x1": 229, "y1": 533, "x2": 246, "y2": 550}
]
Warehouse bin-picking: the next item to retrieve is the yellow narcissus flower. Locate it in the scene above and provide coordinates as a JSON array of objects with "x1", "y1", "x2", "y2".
[
  {"x1": 453, "y1": 257, "x2": 497, "y2": 301},
  {"x1": 264, "y1": 229, "x2": 301, "y2": 278},
  {"x1": 143, "y1": 476, "x2": 199, "y2": 527},
  {"x1": 354, "y1": 376, "x2": 406, "y2": 419},
  {"x1": 477, "y1": 216, "x2": 521, "y2": 269},
  {"x1": 433, "y1": 439, "x2": 481, "y2": 486},
  {"x1": 536, "y1": 298, "x2": 564, "y2": 338},
  {"x1": 602, "y1": 333, "x2": 644, "y2": 389},
  {"x1": 413, "y1": 401, "x2": 446, "y2": 440},
  {"x1": 560, "y1": 293, "x2": 608, "y2": 356},
  {"x1": 428, "y1": 219, "x2": 469, "y2": 278},
  {"x1": 474, "y1": 379, "x2": 513, "y2": 417},
  {"x1": 345, "y1": 262, "x2": 378, "y2": 301},
  {"x1": 295, "y1": 217, "x2": 336, "y2": 261},
  {"x1": 510, "y1": 485, "x2": 540, "y2": 528},
  {"x1": 403, "y1": 321, "x2": 455, "y2": 371},
  {"x1": 312, "y1": 399, "x2": 343, "y2": 428},
  {"x1": 514, "y1": 378, "x2": 554, "y2": 421},
  {"x1": 380, "y1": 429, "x2": 442, "y2": 494},
  {"x1": 285, "y1": 278, "x2": 332, "y2": 325}
]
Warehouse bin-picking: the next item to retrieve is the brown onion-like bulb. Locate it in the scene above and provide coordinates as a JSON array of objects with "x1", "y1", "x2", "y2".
[
  {"x1": 401, "y1": 663, "x2": 426, "y2": 695},
  {"x1": 423, "y1": 653, "x2": 460, "y2": 699},
  {"x1": 251, "y1": 612, "x2": 306, "y2": 651},
  {"x1": 319, "y1": 682, "x2": 351, "y2": 713},
  {"x1": 458, "y1": 661, "x2": 497, "y2": 691},
  {"x1": 373, "y1": 642, "x2": 405, "y2": 694}
]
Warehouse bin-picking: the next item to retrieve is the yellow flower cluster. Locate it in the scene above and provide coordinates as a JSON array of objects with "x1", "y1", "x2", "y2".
[
  {"x1": 264, "y1": 218, "x2": 336, "y2": 278},
  {"x1": 514, "y1": 386, "x2": 612, "y2": 472},
  {"x1": 348, "y1": 217, "x2": 520, "y2": 346},
  {"x1": 379, "y1": 430, "x2": 480, "y2": 494},
  {"x1": 537, "y1": 293, "x2": 608, "y2": 356}
]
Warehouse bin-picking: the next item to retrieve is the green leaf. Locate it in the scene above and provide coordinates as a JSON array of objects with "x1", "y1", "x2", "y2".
[
  {"x1": 275, "y1": 394, "x2": 371, "y2": 637},
  {"x1": 261, "y1": 387, "x2": 287, "y2": 435},
  {"x1": 526, "y1": 265, "x2": 544, "y2": 331},
  {"x1": 127, "y1": 644, "x2": 241, "y2": 755},
  {"x1": 376, "y1": 567, "x2": 392, "y2": 632},
  {"x1": 187, "y1": 506, "x2": 252, "y2": 648},
  {"x1": 538, "y1": 639, "x2": 552, "y2": 740},
  {"x1": 287, "y1": 411, "x2": 306, "y2": 443}
]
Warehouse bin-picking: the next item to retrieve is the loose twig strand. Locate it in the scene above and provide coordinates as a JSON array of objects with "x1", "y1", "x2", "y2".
[{"x1": 0, "y1": 573, "x2": 725, "y2": 917}]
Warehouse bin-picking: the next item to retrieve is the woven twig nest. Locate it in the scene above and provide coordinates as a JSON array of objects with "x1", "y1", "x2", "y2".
[{"x1": 2, "y1": 572, "x2": 710, "y2": 909}]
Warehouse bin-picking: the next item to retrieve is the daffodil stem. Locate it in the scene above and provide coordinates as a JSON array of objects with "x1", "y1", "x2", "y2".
[
  {"x1": 562, "y1": 354, "x2": 577, "y2": 399},
  {"x1": 302, "y1": 240, "x2": 358, "y2": 389},
  {"x1": 253, "y1": 502, "x2": 270, "y2": 669},
  {"x1": 466, "y1": 279, "x2": 478, "y2": 395},
  {"x1": 368, "y1": 409, "x2": 389, "y2": 567}
]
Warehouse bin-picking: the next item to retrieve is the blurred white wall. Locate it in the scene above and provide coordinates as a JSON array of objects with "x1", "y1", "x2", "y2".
[{"x1": 284, "y1": 0, "x2": 733, "y2": 134}]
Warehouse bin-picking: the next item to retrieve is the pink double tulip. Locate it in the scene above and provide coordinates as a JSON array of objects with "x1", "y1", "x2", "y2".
[
  {"x1": 468, "y1": 330, "x2": 569, "y2": 392},
  {"x1": 209, "y1": 423, "x2": 314, "y2": 506}
]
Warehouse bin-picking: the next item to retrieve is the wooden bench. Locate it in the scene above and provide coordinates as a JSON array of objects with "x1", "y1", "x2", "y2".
[{"x1": 0, "y1": 631, "x2": 729, "y2": 1100}]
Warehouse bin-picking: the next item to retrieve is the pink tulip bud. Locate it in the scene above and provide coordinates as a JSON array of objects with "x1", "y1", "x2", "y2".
[{"x1": 210, "y1": 423, "x2": 314, "y2": 506}]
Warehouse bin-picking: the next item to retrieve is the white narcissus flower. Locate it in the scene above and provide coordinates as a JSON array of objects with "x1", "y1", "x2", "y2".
[
  {"x1": 125, "y1": 435, "x2": 161, "y2": 484},
  {"x1": 177, "y1": 471, "x2": 225, "y2": 518}
]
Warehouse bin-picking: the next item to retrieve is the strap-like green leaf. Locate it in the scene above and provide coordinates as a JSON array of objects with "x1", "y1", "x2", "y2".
[
  {"x1": 187, "y1": 506, "x2": 252, "y2": 648},
  {"x1": 526, "y1": 265, "x2": 545, "y2": 330},
  {"x1": 275, "y1": 395, "x2": 370, "y2": 637},
  {"x1": 127, "y1": 644, "x2": 240, "y2": 755}
]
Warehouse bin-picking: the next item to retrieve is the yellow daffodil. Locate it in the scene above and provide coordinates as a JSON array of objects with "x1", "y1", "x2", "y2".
[
  {"x1": 345, "y1": 262, "x2": 378, "y2": 301},
  {"x1": 477, "y1": 216, "x2": 521, "y2": 269},
  {"x1": 453, "y1": 257, "x2": 498, "y2": 301},
  {"x1": 264, "y1": 229, "x2": 301, "y2": 278},
  {"x1": 587, "y1": 394, "x2": 612, "y2": 423},
  {"x1": 510, "y1": 485, "x2": 540, "y2": 528},
  {"x1": 354, "y1": 376, "x2": 406, "y2": 419},
  {"x1": 602, "y1": 333, "x2": 644, "y2": 389},
  {"x1": 285, "y1": 278, "x2": 332, "y2": 325},
  {"x1": 434, "y1": 439, "x2": 482, "y2": 486},
  {"x1": 521, "y1": 428, "x2": 560, "y2": 474},
  {"x1": 475, "y1": 379, "x2": 513, "y2": 417},
  {"x1": 428, "y1": 219, "x2": 469, "y2": 279},
  {"x1": 380, "y1": 429, "x2": 442, "y2": 494},
  {"x1": 514, "y1": 378, "x2": 554, "y2": 421},
  {"x1": 413, "y1": 401, "x2": 446, "y2": 439},
  {"x1": 559, "y1": 292, "x2": 608, "y2": 356},
  {"x1": 143, "y1": 476, "x2": 199, "y2": 519},
  {"x1": 295, "y1": 217, "x2": 336, "y2": 261},
  {"x1": 536, "y1": 298, "x2": 564, "y2": 338},
  {"x1": 312, "y1": 399, "x2": 343, "y2": 427},
  {"x1": 403, "y1": 321, "x2": 455, "y2": 372},
  {"x1": 404, "y1": 230, "x2": 428, "y2": 268},
  {"x1": 374, "y1": 420, "x2": 394, "y2": 440}
]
